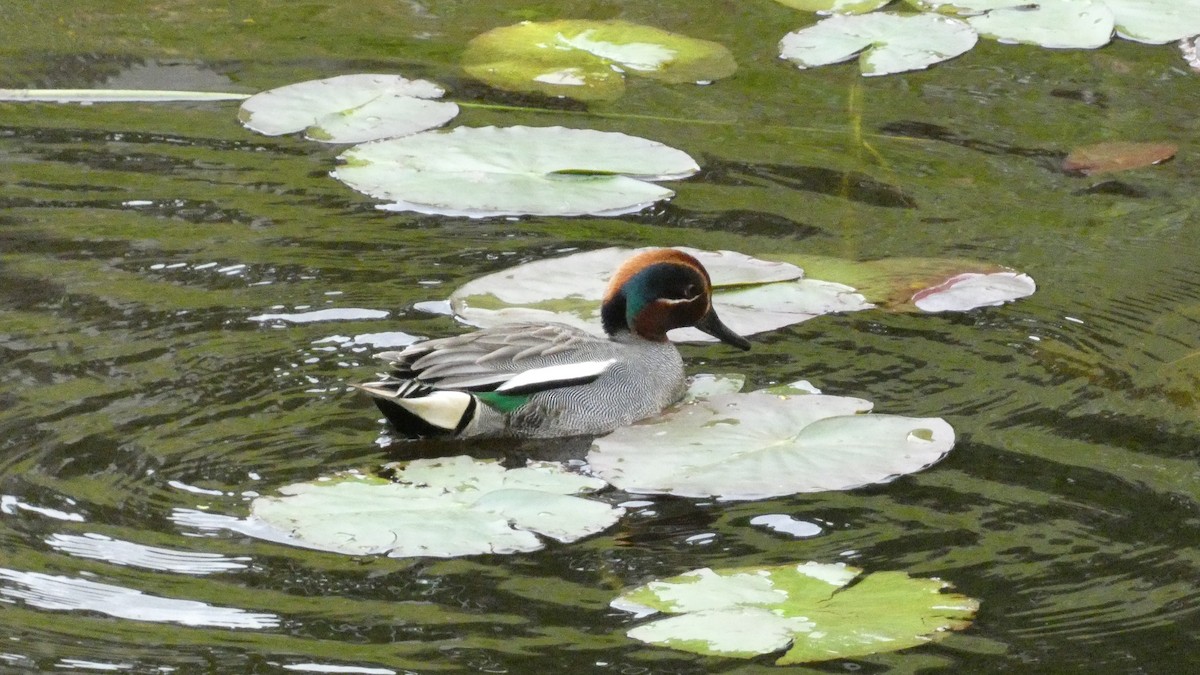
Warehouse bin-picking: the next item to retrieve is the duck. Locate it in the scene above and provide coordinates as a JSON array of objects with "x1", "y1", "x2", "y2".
[{"x1": 355, "y1": 248, "x2": 751, "y2": 438}]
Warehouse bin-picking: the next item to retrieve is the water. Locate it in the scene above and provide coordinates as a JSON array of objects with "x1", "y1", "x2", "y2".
[{"x1": 2, "y1": 4, "x2": 1200, "y2": 673}]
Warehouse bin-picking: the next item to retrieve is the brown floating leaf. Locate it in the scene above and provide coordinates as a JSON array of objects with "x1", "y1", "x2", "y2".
[{"x1": 1062, "y1": 141, "x2": 1177, "y2": 175}]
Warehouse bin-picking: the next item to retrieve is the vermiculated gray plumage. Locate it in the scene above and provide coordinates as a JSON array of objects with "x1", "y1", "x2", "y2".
[{"x1": 365, "y1": 322, "x2": 686, "y2": 438}]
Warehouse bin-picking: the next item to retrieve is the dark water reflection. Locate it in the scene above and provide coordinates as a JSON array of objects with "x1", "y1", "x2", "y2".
[{"x1": 3, "y1": 37, "x2": 1200, "y2": 675}]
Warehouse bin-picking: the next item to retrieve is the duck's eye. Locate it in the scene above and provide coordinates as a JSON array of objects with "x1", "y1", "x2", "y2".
[{"x1": 681, "y1": 284, "x2": 699, "y2": 299}]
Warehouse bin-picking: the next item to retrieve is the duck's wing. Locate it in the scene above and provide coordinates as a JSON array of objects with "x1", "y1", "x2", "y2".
[{"x1": 373, "y1": 323, "x2": 616, "y2": 393}]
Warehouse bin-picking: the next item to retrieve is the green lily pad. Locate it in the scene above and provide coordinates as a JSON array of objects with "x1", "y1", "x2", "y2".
[
  {"x1": 773, "y1": 0, "x2": 893, "y2": 13},
  {"x1": 462, "y1": 20, "x2": 736, "y2": 101},
  {"x1": 447, "y1": 247, "x2": 872, "y2": 342},
  {"x1": 911, "y1": 0, "x2": 1200, "y2": 45},
  {"x1": 779, "y1": 13, "x2": 977, "y2": 76},
  {"x1": 177, "y1": 458, "x2": 622, "y2": 558},
  {"x1": 967, "y1": 0, "x2": 1114, "y2": 49},
  {"x1": 1109, "y1": 0, "x2": 1200, "y2": 44},
  {"x1": 586, "y1": 389, "x2": 955, "y2": 500},
  {"x1": 332, "y1": 126, "x2": 699, "y2": 217},
  {"x1": 613, "y1": 562, "x2": 979, "y2": 664},
  {"x1": 238, "y1": 74, "x2": 459, "y2": 143}
]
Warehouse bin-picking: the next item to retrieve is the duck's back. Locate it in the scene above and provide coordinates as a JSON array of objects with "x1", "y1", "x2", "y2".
[{"x1": 375, "y1": 323, "x2": 687, "y2": 437}]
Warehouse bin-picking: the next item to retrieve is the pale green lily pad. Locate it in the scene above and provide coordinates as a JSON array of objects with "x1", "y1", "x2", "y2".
[
  {"x1": 967, "y1": 0, "x2": 1114, "y2": 49},
  {"x1": 1108, "y1": 0, "x2": 1200, "y2": 44},
  {"x1": 332, "y1": 126, "x2": 699, "y2": 217},
  {"x1": 587, "y1": 389, "x2": 954, "y2": 500},
  {"x1": 909, "y1": 0, "x2": 1200, "y2": 46},
  {"x1": 773, "y1": 0, "x2": 893, "y2": 13},
  {"x1": 182, "y1": 458, "x2": 622, "y2": 558},
  {"x1": 448, "y1": 246, "x2": 872, "y2": 342},
  {"x1": 462, "y1": 20, "x2": 736, "y2": 101},
  {"x1": 780, "y1": 13, "x2": 977, "y2": 76},
  {"x1": 911, "y1": 271, "x2": 1036, "y2": 312},
  {"x1": 613, "y1": 562, "x2": 979, "y2": 664},
  {"x1": 238, "y1": 74, "x2": 459, "y2": 143}
]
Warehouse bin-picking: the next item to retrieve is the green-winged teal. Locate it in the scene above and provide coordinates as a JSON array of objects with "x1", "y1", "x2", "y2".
[{"x1": 356, "y1": 248, "x2": 750, "y2": 438}]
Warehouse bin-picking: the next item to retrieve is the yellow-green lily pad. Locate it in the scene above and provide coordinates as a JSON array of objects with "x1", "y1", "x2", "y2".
[
  {"x1": 613, "y1": 562, "x2": 979, "y2": 664},
  {"x1": 462, "y1": 20, "x2": 736, "y2": 101}
]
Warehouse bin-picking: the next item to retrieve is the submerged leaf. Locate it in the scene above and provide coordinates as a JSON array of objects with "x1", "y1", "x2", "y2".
[
  {"x1": 780, "y1": 13, "x2": 977, "y2": 76},
  {"x1": 614, "y1": 562, "x2": 979, "y2": 663},
  {"x1": 587, "y1": 391, "x2": 955, "y2": 500},
  {"x1": 239, "y1": 74, "x2": 458, "y2": 143},
  {"x1": 1062, "y1": 141, "x2": 1178, "y2": 175},
  {"x1": 333, "y1": 126, "x2": 698, "y2": 217},
  {"x1": 191, "y1": 458, "x2": 621, "y2": 558},
  {"x1": 462, "y1": 20, "x2": 736, "y2": 101}
]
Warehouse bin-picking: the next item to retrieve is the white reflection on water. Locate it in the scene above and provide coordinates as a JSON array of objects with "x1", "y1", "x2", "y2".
[
  {"x1": 248, "y1": 308, "x2": 390, "y2": 323},
  {"x1": 1, "y1": 495, "x2": 85, "y2": 522},
  {"x1": 749, "y1": 514, "x2": 823, "y2": 538},
  {"x1": 0, "y1": 568, "x2": 279, "y2": 629},
  {"x1": 46, "y1": 533, "x2": 251, "y2": 575},
  {"x1": 282, "y1": 664, "x2": 397, "y2": 674}
]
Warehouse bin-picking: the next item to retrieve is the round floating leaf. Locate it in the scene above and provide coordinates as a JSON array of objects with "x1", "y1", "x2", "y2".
[
  {"x1": 1062, "y1": 141, "x2": 1177, "y2": 175},
  {"x1": 906, "y1": 0, "x2": 1051, "y2": 14},
  {"x1": 238, "y1": 74, "x2": 459, "y2": 143},
  {"x1": 965, "y1": 0, "x2": 1114, "y2": 49},
  {"x1": 614, "y1": 562, "x2": 979, "y2": 664},
  {"x1": 772, "y1": 253, "x2": 1034, "y2": 312},
  {"x1": 462, "y1": 20, "x2": 736, "y2": 101},
  {"x1": 772, "y1": 0, "x2": 893, "y2": 13},
  {"x1": 226, "y1": 458, "x2": 621, "y2": 558},
  {"x1": 332, "y1": 126, "x2": 699, "y2": 217},
  {"x1": 448, "y1": 246, "x2": 870, "y2": 342},
  {"x1": 1110, "y1": 0, "x2": 1200, "y2": 44},
  {"x1": 911, "y1": 272, "x2": 1036, "y2": 312},
  {"x1": 779, "y1": 13, "x2": 978, "y2": 76},
  {"x1": 586, "y1": 391, "x2": 955, "y2": 500}
]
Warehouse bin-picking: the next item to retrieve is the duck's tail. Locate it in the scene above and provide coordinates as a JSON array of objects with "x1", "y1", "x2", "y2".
[{"x1": 353, "y1": 378, "x2": 477, "y2": 438}]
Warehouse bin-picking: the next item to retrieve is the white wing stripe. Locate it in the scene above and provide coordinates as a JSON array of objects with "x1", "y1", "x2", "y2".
[{"x1": 495, "y1": 359, "x2": 616, "y2": 393}]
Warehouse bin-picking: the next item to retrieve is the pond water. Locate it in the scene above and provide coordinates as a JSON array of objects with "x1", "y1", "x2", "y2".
[{"x1": 2, "y1": 2, "x2": 1199, "y2": 673}]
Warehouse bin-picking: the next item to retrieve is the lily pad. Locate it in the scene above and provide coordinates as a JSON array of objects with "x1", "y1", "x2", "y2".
[
  {"x1": 767, "y1": 253, "x2": 1036, "y2": 312},
  {"x1": 772, "y1": 0, "x2": 893, "y2": 14},
  {"x1": 779, "y1": 13, "x2": 978, "y2": 76},
  {"x1": 332, "y1": 126, "x2": 699, "y2": 217},
  {"x1": 613, "y1": 562, "x2": 979, "y2": 664},
  {"x1": 181, "y1": 458, "x2": 622, "y2": 558},
  {"x1": 238, "y1": 74, "x2": 459, "y2": 143},
  {"x1": 964, "y1": 0, "x2": 1114, "y2": 49},
  {"x1": 910, "y1": 0, "x2": 1200, "y2": 46},
  {"x1": 447, "y1": 246, "x2": 872, "y2": 342},
  {"x1": 462, "y1": 20, "x2": 736, "y2": 101},
  {"x1": 911, "y1": 272, "x2": 1036, "y2": 312},
  {"x1": 1062, "y1": 141, "x2": 1178, "y2": 175},
  {"x1": 586, "y1": 389, "x2": 954, "y2": 500}
]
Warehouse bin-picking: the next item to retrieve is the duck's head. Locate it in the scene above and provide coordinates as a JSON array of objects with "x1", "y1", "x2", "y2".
[{"x1": 600, "y1": 249, "x2": 751, "y2": 350}]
